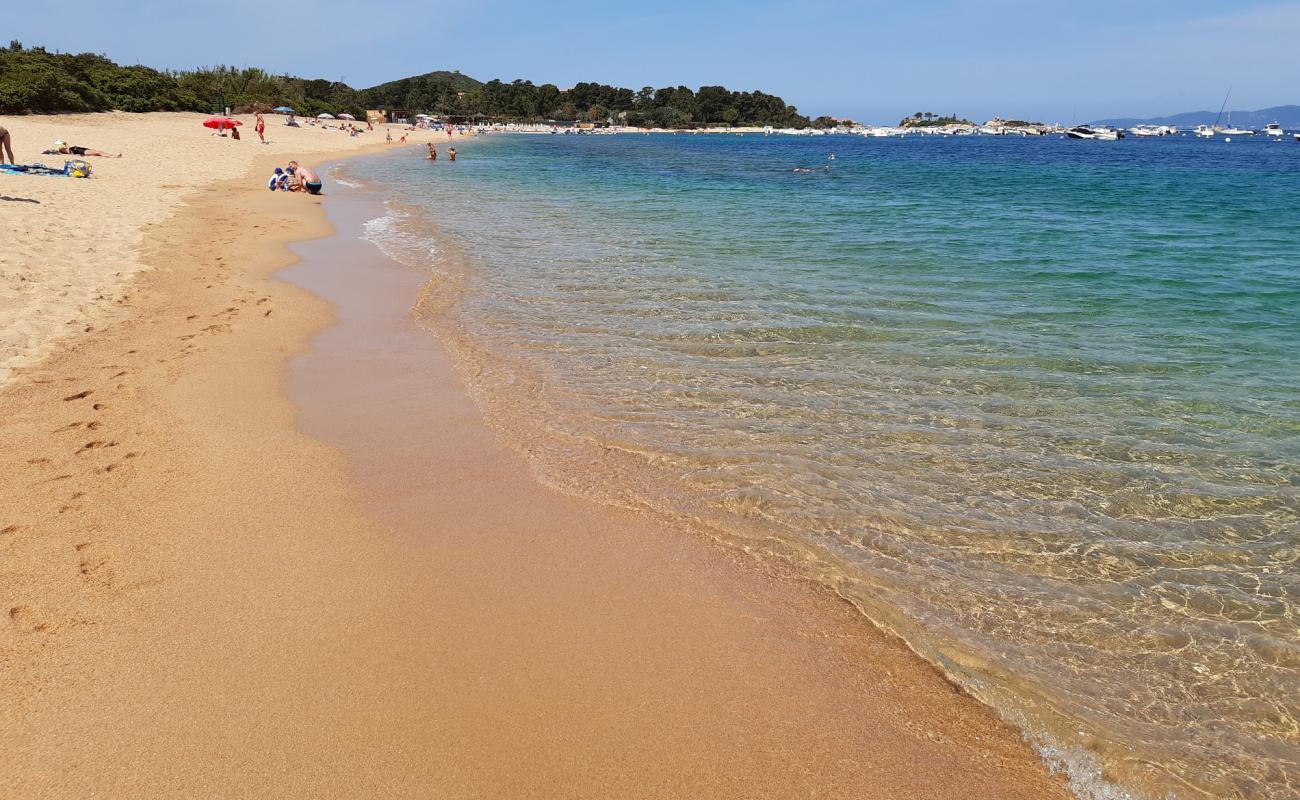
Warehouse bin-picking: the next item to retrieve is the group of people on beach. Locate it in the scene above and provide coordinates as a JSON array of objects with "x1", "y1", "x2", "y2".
[
  {"x1": 251, "y1": 112, "x2": 370, "y2": 145},
  {"x1": 266, "y1": 160, "x2": 322, "y2": 195}
]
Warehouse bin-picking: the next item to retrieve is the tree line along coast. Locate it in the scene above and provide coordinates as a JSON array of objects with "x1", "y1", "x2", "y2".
[{"x1": 0, "y1": 43, "x2": 833, "y2": 130}]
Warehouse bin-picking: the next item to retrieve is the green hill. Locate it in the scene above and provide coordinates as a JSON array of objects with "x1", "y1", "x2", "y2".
[
  {"x1": 363, "y1": 70, "x2": 482, "y2": 95},
  {"x1": 357, "y1": 70, "x2": 483, "y2": 115}
]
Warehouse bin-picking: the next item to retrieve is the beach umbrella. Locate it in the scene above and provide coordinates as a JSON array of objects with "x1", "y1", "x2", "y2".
[
  {"x1": 338, "y1": 113, "x2": 356, "y2": 120},
  {"x1": 317, "y1": 113, "x2": 335, "y2": 119},
  {"x1": 273, "y1": 106, "x2": 295, "y2": 114},
  {"x1": 203, "y1": 117, "x2": 242, "y2": 129}
]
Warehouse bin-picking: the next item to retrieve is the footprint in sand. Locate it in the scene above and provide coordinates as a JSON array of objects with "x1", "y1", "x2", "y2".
[{"x1": 7, "y1": 605, "x2": 48, "y2": 633}]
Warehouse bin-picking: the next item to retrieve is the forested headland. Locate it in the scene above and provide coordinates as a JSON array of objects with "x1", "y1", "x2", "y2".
[{"x1": 0, "y1": 42, "x2": 825, "y2": 128}]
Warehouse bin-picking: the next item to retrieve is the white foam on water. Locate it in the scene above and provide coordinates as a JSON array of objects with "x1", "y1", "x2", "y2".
[{"x1": 361, "y1": 204, "x2": 438, "y2": 270}]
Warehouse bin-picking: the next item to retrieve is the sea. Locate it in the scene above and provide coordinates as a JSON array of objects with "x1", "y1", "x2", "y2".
[{"x1": 339, "y1": 131, "x2": 1299, "y2": 800}]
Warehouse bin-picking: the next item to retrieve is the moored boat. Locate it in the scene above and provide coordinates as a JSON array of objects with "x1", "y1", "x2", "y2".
[{"x1": 1068, "y1": 125, "x2": 1123, "y2": 140}]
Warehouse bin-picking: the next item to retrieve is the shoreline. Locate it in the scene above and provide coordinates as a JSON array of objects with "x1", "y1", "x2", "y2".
[{"x1": 3, "y1": 122, "x2": 1070, "y2": 797}]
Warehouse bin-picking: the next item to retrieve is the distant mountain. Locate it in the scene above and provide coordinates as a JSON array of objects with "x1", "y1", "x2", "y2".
[{"x1": 1094, "y1": 105, "x2": 1300, "y2": 129}]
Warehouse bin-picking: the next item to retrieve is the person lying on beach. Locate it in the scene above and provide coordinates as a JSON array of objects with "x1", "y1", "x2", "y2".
[
  {"x1": 0, "y1": 125, "x2": 14, "y2": 164},
  {"x1": 427, "y1": 143, "x2": 437, "y2": 160},
  {"x1": 288, "y1": 161, "x2": 323, "y2": 195},
  {"x1": 53, "y1": 140, "x2": 122, "y2": 158}
]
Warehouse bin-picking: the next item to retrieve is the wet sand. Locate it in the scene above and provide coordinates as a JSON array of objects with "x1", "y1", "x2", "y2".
[{"x1": 1, "y1": 150, "x2": 1072, "y2": 798}]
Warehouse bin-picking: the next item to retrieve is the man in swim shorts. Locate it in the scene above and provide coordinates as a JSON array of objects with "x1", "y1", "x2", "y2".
[
  {"x1": 288, "y1": 161, "x2": 323, "y2": 195},
  {"x1": 54, "y1": 140, "x2": 121, "y2": 158},
  {"x1": 0, "y1": 125, "x2": 14, "y2": 164}
]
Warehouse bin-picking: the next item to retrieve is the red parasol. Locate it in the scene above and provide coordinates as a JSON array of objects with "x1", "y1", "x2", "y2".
[{"x1": 203, "y1": 117, "x2": 243, "y2": 129}]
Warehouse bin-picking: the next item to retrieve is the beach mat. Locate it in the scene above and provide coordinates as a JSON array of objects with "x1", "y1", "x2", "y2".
[{"x1": 0, "y1": 163, "x2": 80, "y2": 178}]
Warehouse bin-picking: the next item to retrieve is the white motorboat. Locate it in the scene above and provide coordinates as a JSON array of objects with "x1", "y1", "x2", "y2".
[
  {"x1": 1068, "y1": 125, "x2": 1123, "y2": 140},
  {"x1": 1195, "y1": 124, "x2": 1218, "y2": 138},
  {"x1": 1264, "y1": 122, "x2": 1285, "y2": 137},
  {"x1": 1128, "y1": 125, "x2": 1168, "y2": 138}
]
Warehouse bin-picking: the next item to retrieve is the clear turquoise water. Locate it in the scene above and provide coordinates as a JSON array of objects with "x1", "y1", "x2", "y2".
[{"x1": 345, "y1": 133, "x2": 1299, "y2": 800}]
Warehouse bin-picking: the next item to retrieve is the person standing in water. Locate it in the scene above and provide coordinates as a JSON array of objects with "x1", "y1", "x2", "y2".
[
  {"x1": 447, "y1": 147, "x2": 457, "y2": 162},
  {"x1": 426, "y1": 143, "x2": 437, "y2": 161}
]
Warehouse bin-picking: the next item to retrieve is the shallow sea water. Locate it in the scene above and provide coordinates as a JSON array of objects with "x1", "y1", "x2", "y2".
[{"x1": 346, "y1": 132, "x2": 1299, "y2": 800}]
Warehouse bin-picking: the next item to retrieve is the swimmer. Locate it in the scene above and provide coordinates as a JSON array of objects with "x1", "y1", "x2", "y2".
[{"x1": 427, "y1": 143, "x2": 438, "y2": 160}]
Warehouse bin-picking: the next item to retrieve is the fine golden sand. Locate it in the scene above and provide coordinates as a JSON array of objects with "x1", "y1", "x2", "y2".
[
  {"x1": 1, "y1": 113, "x2": 1071, "y2": 798},
  {"x1": 0, "y1": 111, "x2": 450, "y2": 384}
]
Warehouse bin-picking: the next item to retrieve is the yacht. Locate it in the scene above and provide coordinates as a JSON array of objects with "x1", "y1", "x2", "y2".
[
  {"x1": 1195, "y1": 124, "x2": 1218, "y2": 138},
  {"x1": 1068, "y1": 125, "x2": 1123, "y2": 140},
  {"x1": 1128, "y1": 125, "x2": 1167, "y2": 138},
  {"x1": 1264, "y1": 122, "x2": 1285, "y2": 137}
]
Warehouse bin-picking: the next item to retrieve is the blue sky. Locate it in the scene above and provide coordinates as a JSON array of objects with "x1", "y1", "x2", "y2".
[{"x1": 12, "y1": 0, "x2": 1300, "y2": 123}]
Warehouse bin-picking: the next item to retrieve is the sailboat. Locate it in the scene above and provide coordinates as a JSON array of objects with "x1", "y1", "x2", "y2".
[
  {"x1": 1219, "y1": 90, "x2": 1254, "y2": 135},
  {"x1": 1199, "y1": 90, "x2": 1231, "y2": 138}
]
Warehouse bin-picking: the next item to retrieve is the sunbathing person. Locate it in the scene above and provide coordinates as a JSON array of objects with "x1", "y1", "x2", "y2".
[{"x1": 53, "y1": 140, "x2": 122, "y2": 158}]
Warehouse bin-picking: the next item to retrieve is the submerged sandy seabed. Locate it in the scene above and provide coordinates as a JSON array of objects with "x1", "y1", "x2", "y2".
[{"x1": 0, "y1": 113, "x2": 1070, "y2": 798}]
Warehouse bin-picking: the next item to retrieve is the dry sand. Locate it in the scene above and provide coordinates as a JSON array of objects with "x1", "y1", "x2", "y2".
[
  {"x1": 0, "y1": 111, "x2": 462, "y2": 384},
  {"x1": 1, "y1": 113, "x2": 1071, "y2": 798}
]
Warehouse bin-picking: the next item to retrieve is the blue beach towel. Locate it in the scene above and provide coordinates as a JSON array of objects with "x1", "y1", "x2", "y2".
[{"x1": 0, "y1": 162, "x2": 88, "y2": 178}]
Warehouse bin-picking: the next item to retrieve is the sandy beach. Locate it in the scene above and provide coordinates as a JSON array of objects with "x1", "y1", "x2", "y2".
[{"x1": 1, "y1": 113, "x2": 1071, "y2": 798}]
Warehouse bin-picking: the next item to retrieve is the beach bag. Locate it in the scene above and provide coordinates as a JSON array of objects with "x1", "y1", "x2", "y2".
[{"x1": 64, "y1": 160, "x2": 92, "y2": 178}]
